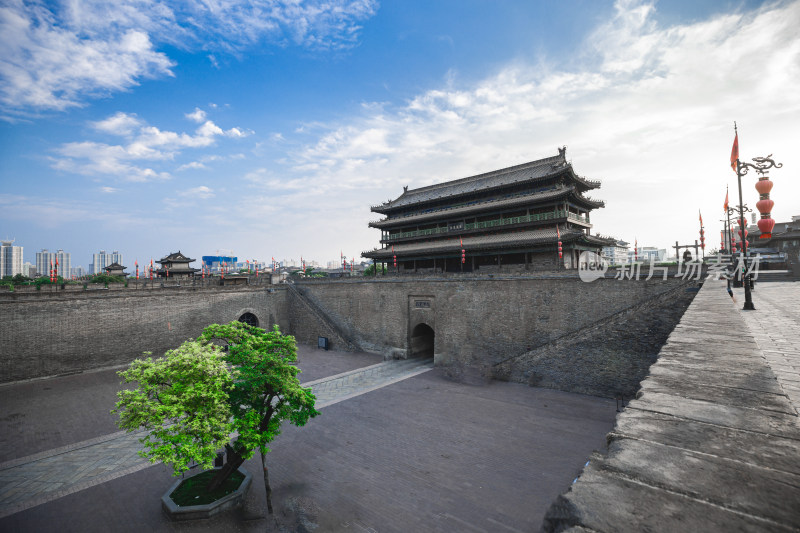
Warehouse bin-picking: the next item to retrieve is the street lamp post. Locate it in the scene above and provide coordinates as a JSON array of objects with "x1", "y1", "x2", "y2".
[{"x1": 733, "y1": 149, "x2": 782, "y2": 311}]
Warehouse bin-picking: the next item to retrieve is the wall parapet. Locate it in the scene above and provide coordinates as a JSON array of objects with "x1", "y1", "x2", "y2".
[{"x1": 542, "y1": 279, "x2": 800, "y2": 531}]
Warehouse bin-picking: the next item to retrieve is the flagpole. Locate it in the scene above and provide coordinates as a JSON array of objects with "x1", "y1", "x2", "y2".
[
  {"x1": 732, "y1": 121, "x2": 755, "y2": 310},
  {"x1": 725, "y1": 185, "x2": 733, "y2": 254}
]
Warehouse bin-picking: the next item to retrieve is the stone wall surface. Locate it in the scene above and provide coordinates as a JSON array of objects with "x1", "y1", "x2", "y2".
[
  {"x1": 542, "y1": 279, "x2": 800, "y2": 532},
  {"x1": 493, "y1": 281, "x2": 697, "y2": 397},
  {"x1": 292, "y1": 275, "x2": 692, "y2": 377},
  {"x1": 0, "y1": 287, "x2": 288, "y2": 383},
  {"x1": 2, "y1": 273, "x2": 695, "y2": 390}
]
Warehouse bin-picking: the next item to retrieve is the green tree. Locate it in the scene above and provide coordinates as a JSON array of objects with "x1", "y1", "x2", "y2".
[
  {"x1": 11, "y1": 273, "x2": 31, "y2": 285},
  {"x1": 114, "y1": 342, "x2": 235, "y2": 473},
  {"x1": 90, "y1": 273, "x2": 124, "y2": 284},
  {"x1": 113, "y1": 322, "x2": 318, "y2": 514}
]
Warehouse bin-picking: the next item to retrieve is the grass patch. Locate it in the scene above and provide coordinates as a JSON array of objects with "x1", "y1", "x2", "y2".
[{"x1": 170, "y1": 470, "x2": 246, "y2": 507}]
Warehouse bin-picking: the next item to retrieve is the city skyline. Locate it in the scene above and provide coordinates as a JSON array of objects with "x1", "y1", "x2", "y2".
[{"x1": 1, "y1": 0, "x2": 799, "y2": 266}]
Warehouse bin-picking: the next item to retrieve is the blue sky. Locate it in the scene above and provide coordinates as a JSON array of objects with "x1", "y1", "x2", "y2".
[{"x1": 1, "y1": 0, "x2": 798, "y2": 269}]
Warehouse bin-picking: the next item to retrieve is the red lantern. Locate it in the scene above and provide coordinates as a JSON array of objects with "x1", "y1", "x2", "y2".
[
  {"x1": 756, "y1": 199, "x2": 774, "y2": 214},
  {"x1": 757, "y1": 218, "x2": 775, "y2": 236},
  {"x1": 755, "y1": 179, "x2": 773, "y2": 196},
  {"x1": 755, "y1": 176, "x2": 775, "y2": 239}
]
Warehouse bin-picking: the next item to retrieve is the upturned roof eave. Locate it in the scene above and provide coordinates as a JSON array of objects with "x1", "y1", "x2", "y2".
[{"x1": 369, "y1": 187, "x2": 581, "y2": 228}]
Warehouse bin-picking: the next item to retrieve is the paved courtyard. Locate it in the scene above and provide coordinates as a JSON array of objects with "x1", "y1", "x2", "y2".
[{"x1": 0, "y1": 345, "x2": 616, "y2": 532}]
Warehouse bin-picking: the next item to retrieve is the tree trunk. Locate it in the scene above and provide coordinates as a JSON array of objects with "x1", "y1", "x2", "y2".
[
  {"x1": 261, "y1": 450, "x2": 274, "y2": 515},
  {"x1": 206, "y1": 444, "x2": 245, "y2": 492}
]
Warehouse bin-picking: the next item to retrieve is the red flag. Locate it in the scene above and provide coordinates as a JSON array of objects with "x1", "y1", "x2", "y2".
[
  {"x1": 724, "y1": 187, "x2": 729, "y2": 212},
  {"x1": 699, "y1": 211, "x2": 703, "y2": 225},
  {"x1": 730, "y1": 131, "x2": 739, "y2": 172}
]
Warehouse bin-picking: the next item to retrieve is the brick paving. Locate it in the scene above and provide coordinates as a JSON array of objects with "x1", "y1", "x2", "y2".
[
  {"x1": 0, "y1": 348, "x2": 615, "y2": 532},
  {"x1": 0, "y1": 345, "x2": 381, "y2": 464},
  {"x1": 0, "y1": 354, "x2": 427, "y2": 519},
  {"x1": 738, "y1": 281, "x2": 800, "y2": 415}
]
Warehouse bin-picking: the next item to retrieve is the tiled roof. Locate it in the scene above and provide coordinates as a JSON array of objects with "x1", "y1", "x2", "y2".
[
  {"x1": 363, "y1": 228, "x2": 604, "y2": 258},
  {"x1": 370, "y1": 186, "x2": 572, "y2": 228},
  {"x1": 158, "y1": 251, "x2": 195, "y2": 263},
  {"x1": 372, "y1": 151, "x2": 601, "y2": 213}
]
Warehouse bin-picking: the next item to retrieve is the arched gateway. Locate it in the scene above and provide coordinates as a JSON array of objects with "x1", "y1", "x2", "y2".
[
  {"x1": 410, "y1": 323, "x2": 435, "y2": 359},
  {"x1": 238, "y1": 312, "x2": 259, "y2": 327}
]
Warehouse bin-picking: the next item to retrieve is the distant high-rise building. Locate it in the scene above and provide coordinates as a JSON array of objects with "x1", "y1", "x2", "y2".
[
  {"x1": 92, "y1": 250, "x2": 123, "y2": 274},
  {"x1": 23, "y1": 262, "x2": 36, "y2": 278},
  {"x1": 36, "y1": 249, "x2": 54, "y2": 277},
  {"x1": 35, "y1": 249, "x2": 71, "y2": 278},
  {"x1": 601, "y1": 240, "x2": 629, "y2": 265},
  {"x1": 1, "y1": 240, "x2": 24, "y2": 277},
  {"x1": 55, "y1": 250, "x2": 71, "y2": 278}
]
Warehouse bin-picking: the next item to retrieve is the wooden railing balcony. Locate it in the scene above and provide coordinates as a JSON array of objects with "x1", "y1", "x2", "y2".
[{"x1": 383, "y1": 210, "x2": 590, "y2": 242}]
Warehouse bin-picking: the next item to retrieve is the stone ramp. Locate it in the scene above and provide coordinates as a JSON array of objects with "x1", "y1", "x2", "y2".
[
  {"x1": 304, "y1": 357, "x2": 434, "y2": 408},
  {"x1": 542, "y1": 279, "x2": 800, "y2": 532},
  {"x1": 0, "y1": 358, "x2": 433, "y2": 519}
]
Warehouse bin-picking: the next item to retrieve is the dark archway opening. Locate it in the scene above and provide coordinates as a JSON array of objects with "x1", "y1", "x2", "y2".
[
  {"x1": 410, "y1": 323, "x2": 435, "y2": 359},
  {"x1": 238, "y1": 312, "x2": 259, "y2": 327}
]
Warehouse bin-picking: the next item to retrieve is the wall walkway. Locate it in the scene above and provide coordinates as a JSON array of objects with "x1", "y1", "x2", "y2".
[{"x1": 543, "y1": 279, "x2": 800, "y2": 532}]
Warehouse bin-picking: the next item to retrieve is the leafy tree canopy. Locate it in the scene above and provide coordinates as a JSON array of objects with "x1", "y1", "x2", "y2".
[
  {"x1": 91, "y1": 273, "x2": 125, "y2": 284},
  {"x1": 196, "y1": 323, "x2": 318, "y2": 458},
  {"x1": 113, "y1": 322, "x2": 319, "y2": 481},
  {"x1": 113, "y1": 341, "x2": 235, "y2": 474}
]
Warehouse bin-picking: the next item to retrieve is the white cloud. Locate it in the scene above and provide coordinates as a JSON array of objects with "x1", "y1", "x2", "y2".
[
  {"x1": 177, "y1": 161, "x2": 207, "y2": 171},
  {"x1": 100, "y1": 186, "x2": 118, "y2": 193},
  {"x1": 0, "y1": 2, "x2": 174, "y2": 115},
  {"x1": 0, "y1": 0, "x2": 378, "y2": 116},
  {"x1": 92, "y1": 112, "x2": 144, "y2": 135},
  {"x1": 242, "y1": 0, "x2": 800, "y2": 256},
  {"x1": 185, "y1": 108, "x2": 207, "y2": 123},
  {"x1": 179, "y1": 185, "x2": 215, "y2": 199},
  {"x1": 53, "y1": 111, "x2": 249, "y2": 181}
]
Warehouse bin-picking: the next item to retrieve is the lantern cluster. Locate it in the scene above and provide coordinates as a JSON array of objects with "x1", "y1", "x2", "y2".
[
  {"x1": 392, "y1": 245, "x2": 397, "y2": 268},
  {"x1": 557, "y1": 228, "x2": 563, "y2": 259},
  {"x1": 755, "y1": 175, "x2": 775, "y2": 239},
  {"x1": 460, "y1": 237, "x2": 465, "y2": 264},
  {"x1": 737, "y1": 219, "x2": 748, "y2": 252},
  {"x1": 699, "y1": 221, "x2": 705, "y2": 250}
]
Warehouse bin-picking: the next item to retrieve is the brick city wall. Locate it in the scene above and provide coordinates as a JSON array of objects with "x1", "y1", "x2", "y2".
[
  {"x1": 1, "y1": 274, "x2": 695, "y2": 393},
  {"x1": 291, "y1": 274, "x2": 693, "y2": 370},
  {"x1": 0, "y1": 286, "x2": 288, "y2": 383},
  {"x1": 492, "y1": 281, "x2": 697, "y2": 397}
]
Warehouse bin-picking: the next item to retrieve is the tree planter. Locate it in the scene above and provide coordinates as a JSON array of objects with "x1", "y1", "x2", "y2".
[{"x1": 162, "y1": 466, "x2": 252, "y2": 521}]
